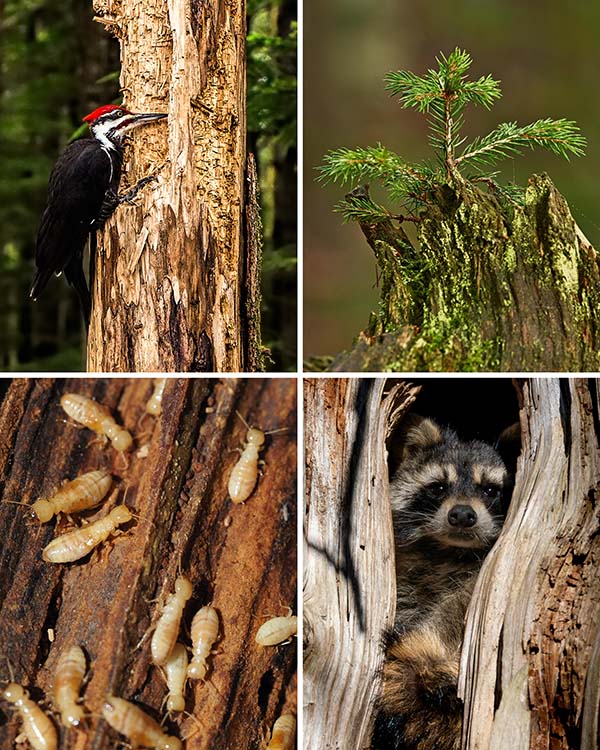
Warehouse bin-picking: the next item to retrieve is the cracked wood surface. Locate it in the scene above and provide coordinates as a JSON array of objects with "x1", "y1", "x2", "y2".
[
  {"x1": 88, "y1": 0, "x2": 248, "y2": 372},
  {"x1": 303, "y1": 378, "x2": 419, "y2": 750},
  {"x1": 460, "y1": 378, "x2": 600, "y2": 750},
  {"x1": 0, "y1": 377, "x2": 297, "y2": 750}
]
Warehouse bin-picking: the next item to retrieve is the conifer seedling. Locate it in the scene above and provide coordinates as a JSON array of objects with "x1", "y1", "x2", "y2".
[{"x1": 318, "y1": 48, "x2": 586, "y2": 222}]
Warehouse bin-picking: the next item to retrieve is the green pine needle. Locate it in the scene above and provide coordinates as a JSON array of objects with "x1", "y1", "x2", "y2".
[
  {"x1": 319, "y1": 48, "x2": 586, "y2": 221},
  {"x1": 458, "y1": 119, "x2": 586, "y2": 167}
]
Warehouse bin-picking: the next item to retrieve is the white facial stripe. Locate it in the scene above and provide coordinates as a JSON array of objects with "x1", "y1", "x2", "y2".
[
  {"x1": 474, "y1": 465, "x2": 506, "y2": 485},
  {"x1": 444, "y1": 464, "x2": 458, "y2": 483}
]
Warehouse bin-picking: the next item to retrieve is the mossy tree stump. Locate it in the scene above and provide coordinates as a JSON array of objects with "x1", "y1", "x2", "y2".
[{"x1": 330, "y1": 175, "x2": 599, "y2": 372}]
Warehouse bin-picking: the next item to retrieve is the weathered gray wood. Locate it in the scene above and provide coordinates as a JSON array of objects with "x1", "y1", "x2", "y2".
[
  {"x1": 460, "y1": 378, "x2": 600, "y2": 750},
  {"x1": 303, "y1": 378, "x2": 419, "y2": 750}
]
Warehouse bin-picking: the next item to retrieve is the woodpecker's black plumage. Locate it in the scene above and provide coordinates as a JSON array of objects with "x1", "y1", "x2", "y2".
[{"x1": 31, "y1": 105, "x2": 167, "y2": 326}]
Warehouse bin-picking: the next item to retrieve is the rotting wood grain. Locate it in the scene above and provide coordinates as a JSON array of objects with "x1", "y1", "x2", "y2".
[
  {"x1": 0, "y1": 377, "x2": 297, "y2": 750},
  {"x1": 88, "y1": 0, "x2": 249, "y2": 372}
]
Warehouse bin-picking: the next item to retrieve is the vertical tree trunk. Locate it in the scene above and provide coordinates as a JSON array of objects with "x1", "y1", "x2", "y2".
[
  {"x1": 460, "y1": 378, "x2": 600, "y2": 750},
  {"x1": 0, "y1": 377, "x2": 296, "y2": 750},
  {"x1": 303, "y1": 377, "x2": 419, "y2": 750},
  {"x1": 88, "y1": 0, "x2": 255, "y2": 372}
]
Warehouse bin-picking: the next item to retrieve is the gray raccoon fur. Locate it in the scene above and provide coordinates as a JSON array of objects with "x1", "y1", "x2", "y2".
[{"x1": 372, "y1": 416, "x2": 512, "y2": 750}]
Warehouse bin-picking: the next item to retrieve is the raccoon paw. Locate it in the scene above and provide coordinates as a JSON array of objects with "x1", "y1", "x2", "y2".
[{"x1": 373, "y1": 626, "x2": 462, "y2": 750}]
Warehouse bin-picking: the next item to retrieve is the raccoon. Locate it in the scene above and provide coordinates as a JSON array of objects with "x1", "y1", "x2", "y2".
[{"x1": 372, "y1": 416, "x2": 513, "y2": 750}]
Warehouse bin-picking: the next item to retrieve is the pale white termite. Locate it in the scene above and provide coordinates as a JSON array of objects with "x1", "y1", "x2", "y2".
[
  {"x1": 266, "y1": 713, "x2": 296, "y2": 750},
  {"x1": 150, "y1": 576, "x2": 193, "y2": 666},
  {"x1": 255, "y1": 615, "x2": 297, "y2": 647},
  {"x1": 30, "y1": 470, "x2": 112, "y2": 523},
  {"x1": 163, "y1": 642, "x2": 188, "y2": 713},
  {"x1": 53, "y1": 645, "x2": 86, "y2": 727},
  {"x1": 42, "y1": 505, "x2": 133, "y2": 563},
  {"x1": 146, "y1": 378, "x2": 167, "y2": 416},
  {"x1": 2, "y1": 683, "x2": 57, "y2": 750},
  {"x1": 228, "y1": 413, "x2": 287, "y2": 504},
  {"x1": 60, "y1": 393, "x2": 133, "y2": 452},
  {"x1": 187, "y1": 605, "x2": 219, "y2": 680},
  {"x1": 102, "y1": 695, "x2": 182, "y2": 750}
]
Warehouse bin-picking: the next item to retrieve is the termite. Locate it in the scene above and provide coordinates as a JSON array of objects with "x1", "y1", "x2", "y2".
[
  {"x1": 255, "y1": 614, "x2": 297, "y2": 647},
  {"x1": 29, "y1": 470, "x2": 112, "y2": 523},
  {"x1": 53, "y1": 645, "x2": 86, "y2": 728},
  {"x1": 266, "y1": 713, "x2": 296, "y2": 750},
  {"x1": 228, "y1": 414, "x2": 286, "y2": 504},
  {"x1": 163, "y1": 642, "x2": 188, "y2": 713},
  {"x1": 102, "y1": 695, "x2": 182, "y2": 750},
  {"x1": 2, "y1": 682, "x2": 57, "y2": 750},
  {"x1": 187, "y1": 605, "x2": 219, "y2": 680},
  {"x1": 146, "y1": 378, "x2": 167, "y2": 416},
  {"x1": 60, "y1": 393, "x2": 133, "y2": 452},
  {"x1": 150, "y1": 576, "x2": 193, "y2": 666},
  {"x1": 42, "y1": 505, "x2": 133, "y2": 563}
]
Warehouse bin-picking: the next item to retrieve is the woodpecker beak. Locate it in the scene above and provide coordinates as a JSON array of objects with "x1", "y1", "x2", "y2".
[{"x1": 120, "y1": 112, "x2": 168, "y2": 134}]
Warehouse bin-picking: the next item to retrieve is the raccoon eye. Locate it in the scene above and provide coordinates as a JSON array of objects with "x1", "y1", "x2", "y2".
[
  {"x1": 482, "y1": 484, "x2": 501, "y2": 500},
  {"x1": 427, "y1": 482, "x2": 447, "y2": 498}
]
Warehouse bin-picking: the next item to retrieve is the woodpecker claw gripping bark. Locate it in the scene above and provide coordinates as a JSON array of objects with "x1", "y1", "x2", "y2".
[{"x1": 31, "y1": 105, "x2": 167, "y2": 326}]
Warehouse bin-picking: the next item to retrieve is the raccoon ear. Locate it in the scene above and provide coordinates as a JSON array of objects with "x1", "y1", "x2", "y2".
[
  {"x1": 388, "y1": 415, "x2": 443, "y2": 474},
  {"x1": 495, "y1": 421, "x2": 521, "y2": 477},
  {"x1": 403, "y1": 416, "x2": 443, "y2": 454}
]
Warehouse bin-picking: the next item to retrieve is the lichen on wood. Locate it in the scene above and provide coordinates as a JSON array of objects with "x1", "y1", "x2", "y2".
[{"x1": 330, "y1": 174, "x2": 600, "y2": 372}]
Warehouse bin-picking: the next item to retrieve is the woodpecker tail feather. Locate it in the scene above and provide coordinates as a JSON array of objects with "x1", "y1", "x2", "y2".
[
  {"x1": 64, "y1": 257, "x2": 91, "y2": 328},
  {"x1": 29, "y1": 267, "x2": 54, "y2": 301}
]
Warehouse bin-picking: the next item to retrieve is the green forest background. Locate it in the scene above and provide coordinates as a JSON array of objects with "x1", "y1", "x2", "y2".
[
  {"x1": 0, "y1": 0, "x2": 296, "y2": 371},
  {"x1": 304, "y1": 0, "x2": 600, "y2": 360}
]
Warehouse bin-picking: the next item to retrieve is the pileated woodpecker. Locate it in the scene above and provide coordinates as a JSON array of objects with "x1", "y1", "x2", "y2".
[{"x1": 30, "y1": 105, "x2": 167, "y2": 325}]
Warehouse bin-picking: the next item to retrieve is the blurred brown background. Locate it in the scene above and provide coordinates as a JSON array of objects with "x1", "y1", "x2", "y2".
[{"x1": 304, "y1": 0, "x2": 600, "y2": 360}]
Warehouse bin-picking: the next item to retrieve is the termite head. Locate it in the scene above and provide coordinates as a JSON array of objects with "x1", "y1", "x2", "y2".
[
  {"x1": 175, "y1": 576, "x2": 193, "y2": 600},
  {"x1": 61, "y1": 706, "x2": 84, "y2": 727},
  {"x1": 166, "y1": 695, "x2": 185, "y2": 713},
  {"x1": 2, "y1": 683, "x2": 26, "y2": 704},
  {"x1": 111, "y1": 429, "x2": 133, "y2": 453},
  {"x1": 31, "y1": 499, "x2": 54, "y2": 523},
  {"x1": 246, "y1": 428, "x2": 265, "y2": 447},
  {"x1": 187, "y1": 662, "x2": 207, "y2": 680},
  {"x1": 110, "y1": 506, "x2": 133, "y2": 525}
]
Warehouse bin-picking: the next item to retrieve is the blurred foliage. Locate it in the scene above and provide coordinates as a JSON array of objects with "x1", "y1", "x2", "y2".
[
  {"x1": 0, "y1": 0, "x2": 297, "y2": 372},
  {"x1": 0, "y1": 0, "x2": 120, "y2": 370},
  {"x1": 248, "y1": 0, "x2": 297, "y2": 371}
]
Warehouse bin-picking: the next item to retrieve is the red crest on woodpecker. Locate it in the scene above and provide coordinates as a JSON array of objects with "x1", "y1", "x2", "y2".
[{"x1": 83, "y1": 105, "x2": 131, "y2": 124}]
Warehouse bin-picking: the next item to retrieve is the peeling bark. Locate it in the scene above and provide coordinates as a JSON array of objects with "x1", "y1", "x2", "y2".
[
  {"x1": 0, "y1": 377, "x2": 297, "y2": 750},
  {"x1": 329, "y1": 176, "x2": 600, "y2": 372},
  {"x1": 88, "y1": 0, "x2": 259, "y2": 372}
]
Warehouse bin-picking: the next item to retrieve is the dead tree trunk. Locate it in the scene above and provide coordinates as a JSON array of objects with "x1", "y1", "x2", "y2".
[
  {"x1": 460, "y1": 377, "x2": 600, "y2": 750},
  {"x1": 303, "y1": 377, "x2": 419, "y2": 749},
  {"x1": 88, "y1": 0, "x2": 262, "y2": 372},
  {"x1": 0, "y1": 377, "x2": 296, "y2": 750},
  {"x1": 329, "y1": 177, "x2": 600, "y2": 372}
]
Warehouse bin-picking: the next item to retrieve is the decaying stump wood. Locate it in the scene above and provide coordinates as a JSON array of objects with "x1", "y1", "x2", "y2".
[
  {"x1": 88, "y1": 0, "x2": 256, "y2": 372},
  {"x1": 329, "y1": 176, "x2": 600, "y2": 372},
  {"x1": 460, "y1": 378, "x2": 600, "y2": 750},
  {"x1": 303, "y1": 378, "x2": 419, "y2": 750},
  {"x1": 0, "y1": 377, "x2": 296, "y2": 750}
]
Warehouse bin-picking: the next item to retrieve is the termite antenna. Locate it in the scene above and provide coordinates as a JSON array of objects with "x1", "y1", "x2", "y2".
[
  {"x1": 235, "y1": 410, "x2": 251, "y2": 430},
  {"x1": 264, "y1": 426, "x2": 289, "y2": 437}
]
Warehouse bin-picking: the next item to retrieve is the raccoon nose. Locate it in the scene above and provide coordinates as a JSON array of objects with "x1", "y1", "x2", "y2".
[{"x1": 448, "y1": 504, "x2": 477, "y2": 528}]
